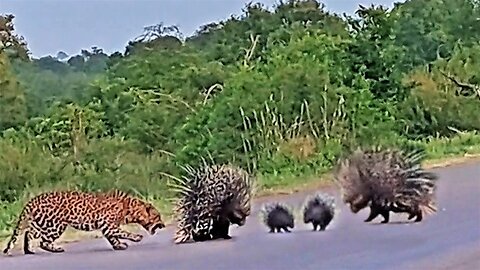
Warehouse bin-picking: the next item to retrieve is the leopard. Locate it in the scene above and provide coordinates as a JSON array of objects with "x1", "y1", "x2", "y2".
[{"x1": 3, "y1": 189, "x2": 166, "y2": 255}]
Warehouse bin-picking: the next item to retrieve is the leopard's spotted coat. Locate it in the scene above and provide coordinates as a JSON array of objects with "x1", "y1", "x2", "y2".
[{"x1": 3, "y1": 189, "x2": 165, "y2": 255}]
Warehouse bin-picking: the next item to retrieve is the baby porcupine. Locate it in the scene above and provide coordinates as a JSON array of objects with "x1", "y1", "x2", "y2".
[
  {"x1": 260, "y1": 202, "x2": 295, "y2": 233},
  {"x1": 302, "y1": 193, "x2": 335, "y2": 231},
  {"x1": 334, "y1": 146, "x2": 438, "y2": 223},
  {"x1": 171, "y1": 163, "x2": 254, "y2": 244}
]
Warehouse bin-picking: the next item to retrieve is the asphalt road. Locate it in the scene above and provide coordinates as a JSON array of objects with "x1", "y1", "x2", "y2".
[{"x1": 1, "y1": 161, "x2": 479, "y2": 270}]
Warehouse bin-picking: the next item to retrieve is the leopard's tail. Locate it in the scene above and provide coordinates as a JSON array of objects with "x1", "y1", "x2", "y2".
[{"x1": 3, "y1": 203, "x2": 31, "y2": 255}]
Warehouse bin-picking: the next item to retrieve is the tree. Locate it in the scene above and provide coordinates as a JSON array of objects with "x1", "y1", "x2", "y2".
[
  {"x1": 0, "y1": 52, "x2": 27, "y2": 130},
  {"x1": 67, "y1": 55, "x2": 85, "y2": 71},
  {"x1": 186, "y1": 1, "x2": 347, "y2": 65},
  {"x1": 0, "y1": 14, "x2": 29, "y2": 60},
  {"x1": 392, "y1": 0, "x2": 480, "y2": 66},
  {"x1": 106, "y1": 51, "x2": 123, "y2": 68},
  {"x1": 345, "y1": 4, "x2": 410, "y2": 101},
  {"x1": 125, "y1": 23, "x2": 184, "y2": 56},
  {"x1": 35, "y1": 56, "x2": 70, "y2": 74},
  {"x1": 66, "y1": 47, "x2": 108, "y2": 73},
  {"x1": 56, "y1": 51, "x2": 69, "y2": 60}
]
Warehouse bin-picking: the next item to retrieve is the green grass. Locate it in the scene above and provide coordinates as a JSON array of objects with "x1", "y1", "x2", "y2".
[
  {"x1": 423, "y1": 131, "x2": 480, "y2": 159},
  {"x1": 1, "y1": 131, "x2": 480, "y2": 246}
]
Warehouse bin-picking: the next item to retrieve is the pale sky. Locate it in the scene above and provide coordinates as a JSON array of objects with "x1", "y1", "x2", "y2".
[{"x1": 1, "y1": 0, "x2": 399, "y2": 58}]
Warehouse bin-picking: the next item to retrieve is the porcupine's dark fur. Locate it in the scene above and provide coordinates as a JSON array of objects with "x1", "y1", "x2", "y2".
[
  {"x1": 302, "y1": 193, "x2": 335, "y2": 231},
  {"x1": 260, "y1": 202, "x2": 295, "y2": 233},
  {"x1": 171, "y1": 163, "x2": 254, "y2": 244},
  {"x1": 334, "y1": 146, "x2": 438, "y2": 223}
]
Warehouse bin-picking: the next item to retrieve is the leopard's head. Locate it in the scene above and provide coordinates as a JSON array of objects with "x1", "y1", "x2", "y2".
[{"x1": 128, "y1": 200, "x2": 166, "y2": 235}]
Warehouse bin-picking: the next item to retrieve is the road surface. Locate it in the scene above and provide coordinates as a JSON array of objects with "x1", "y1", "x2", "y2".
[{"x1": 1, "y1": 161, "x2": 479, "y2": 270}]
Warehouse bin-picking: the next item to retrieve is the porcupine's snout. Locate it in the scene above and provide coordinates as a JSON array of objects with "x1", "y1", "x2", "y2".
[
  {"x1": 287, "y1": 216, "x2": 295, "y2": 228},
  {"x1": 349, "y1": 194, "x2": 370, "y2": 213},
  {"x1": 229, "y1": 208, "x2": 248, "y2": 226}
]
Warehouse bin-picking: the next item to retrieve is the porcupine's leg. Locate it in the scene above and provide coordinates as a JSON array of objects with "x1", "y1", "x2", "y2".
[
  {"x1": 413, "y1": 211, "x2": 423, "y2": 222},
  {"x1": 379, "y1": 207, "x2": 390, "y2": 223},
  {"x1": 391, "y1": 202, "x2": 413, "y2": 218},
  {"x1": 209, "y1": 220, "x2": 221, "y2": 240},
  {"x1": 192, "y1": 232, "x2": 211, "y2": 242},
  {"x1": 312, "y1": 223, "x2": 318, "y2": 231},
  {"x1": 364, "y1": 205, "x2": 381, "y2": 222},
  {"x1": 365, "y1": 202, "x2": 390, "y2": 223},
  {"x1": 38, "y1": 223, "x2": 67, "y2": 253},
  {"x1": 389, "y1": 204, "x2": 405, "y2": 213},
  {"x1": 391, "y1": 203, "x2": 418, "y2": 221},
  {"x1": 282, "y1": 226, "x2": 291, "y2": 233},
  {"x1": 192, "y1": 226, "x2": 214, "y2": 242},
  {"x1": 408, "y1": 205, "x2": 423, "y2": 222},
  {"x1": 211, "y1": 218, "x2": 232, "y2": 240},
  {"x1": 406, "y1": 206, "x2": 418, "y2": 221},
  {"x1": 219, "y1": 220, "x2": 232, "y2": 240},
  {"x1": 268, "y1": 226, "x2": 275, "y2": 233}
]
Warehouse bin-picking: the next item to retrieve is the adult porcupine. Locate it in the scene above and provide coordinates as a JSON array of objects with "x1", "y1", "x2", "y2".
[
  {"x1": 302, "y1": 193, "x2": 335, "y2": 231},
  {"x1": 171, "y1": 163, "x2": 254, "y2": 244},
  {"x1": 260, "y1": 202, "x2": 295, "y2": 233},
  {"x1": 334, "y1": 146, "x2": 438, "y2": 223}
]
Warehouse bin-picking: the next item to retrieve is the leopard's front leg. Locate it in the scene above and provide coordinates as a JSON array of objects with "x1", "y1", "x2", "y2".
[
  {"x1": 116, "y1": 230, "x2": 143, "y2": 242},
  {"x1": 104, "y1": 235, "x2": 127, "y2": 250},
  {"x1": 100, "y1": 222, "x2": 142, "y2": 250}
]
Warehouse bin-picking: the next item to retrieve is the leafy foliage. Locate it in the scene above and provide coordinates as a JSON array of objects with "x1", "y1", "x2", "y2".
[
  {"x1": 0, "y1": 14, "x2": 29, "y2": 60},
  {"x1": 0, "y1": 53, "x2": 27, "y2": 130}
]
